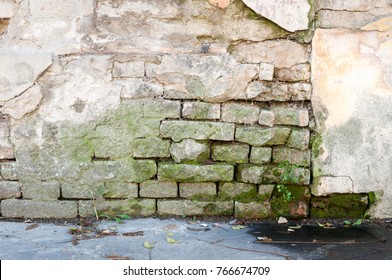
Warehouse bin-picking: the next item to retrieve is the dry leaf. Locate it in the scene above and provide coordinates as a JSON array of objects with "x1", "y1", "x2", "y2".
[
  {"x1": 231, "y1": 225, "x2": 247, "y2": 230},
  {"x1": 123, "y1": 231, "x2": 144, "y2": 237},
  {"x1": 166, "y1": 237, "x2": 181, "y2": 244},
  {"x1": 25, "y1": 223, "x2": 39, "y2": 230},
  {"x1": 257, "y1": 236, "x2": 272, "y2": 242},
  {"x1": 103, "y1": 254, "x2": 131, "y2": 260},
  {"x1": 144, "y1": 241, "x2": 155, "y2": 249}
]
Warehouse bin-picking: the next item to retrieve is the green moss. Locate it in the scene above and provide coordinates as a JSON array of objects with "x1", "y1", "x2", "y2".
[
  {"x1": 189, "y1": 193, "x2": 216, "y2": 202},
  {"x1": 311, "y1": 133, "x2": 324, "y2": 159},
  {"x1": 368, "y1": 192, "x2": 376, "y2": 205},
  {"x1": 310, "y1": 194, "x2": 369, "y2": 218}
]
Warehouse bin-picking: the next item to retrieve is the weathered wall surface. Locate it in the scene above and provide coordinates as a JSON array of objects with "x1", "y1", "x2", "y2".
[{"x1": 0, "y1": 0, "x2": 390, "y2": 219}]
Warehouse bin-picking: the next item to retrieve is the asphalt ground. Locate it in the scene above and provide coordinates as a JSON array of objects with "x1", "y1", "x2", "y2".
[{"x1": 0, "y1": 217, "x2": 391, "y2": 260}]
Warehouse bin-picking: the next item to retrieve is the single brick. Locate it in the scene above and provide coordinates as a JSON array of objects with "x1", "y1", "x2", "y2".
[
  {"x1": 259, "y1": 62, "x2": 274, "y2": 81},
  {"x1": 275, "y1": 63, "x2": 310, "y2": 82},
  {"x1": 0, "y1": 162, "x2": 18, "y2": 180},
  {"x1": 61, "y1": 183, "x2": 105, "y2": 199},
  {"x1": 158, "y1": 164, "x2": 234, "y2": 182},
  {"x1": 112, "y1": 61, "x2": 145, "y2": 78},
  {"x1": 79, "y1": 198, "x2": 156, "y2": 217},
  {"x1": 157, "y1": 200, "x2": 233, "y2": 216},
  {"x1": 103, "y1": 182, "x2": 138, "y2": 198},
  {"x1": 236, "y1": 164, "x2": 265, "y2": 184},
  {"x1": 286, "y1": 128, "x2": 310, "y2": 150},
  {"x1": 1, "y1": 199, "x2": 78, "y2": 218},
  {"x1": 218, "y1": 182, "x2": 257, "y2": 201},
  {"x1": 160, "y1": 121, "x2": 235, "y2": 142},
  {"x1": 211, "y1": 143, "x2": 249, "y2": 163},
  {"x1": 143, "y1": 100, "x2": 181, "y2": 119},
  {"x1": 258, "y1": 184, "x2": 275, "y2": 200},
  {"x1": 250, "y1": 147, "x2": 272, "y2": 164},
  {"x1": 140, "y1": 180, "x2": 178, "y2": 198},
  {"x1": 273, "y1": 147, "x2": 311, "y2": 166},
  {"x1": 182, "y1": 102, "x2": 220, "y2": 120},
  {"x1": 22, "y1": 182, "x2": 60, "y2": 200},
  {"x1": 263, "y1": 165, "x2": 310, "y2": 185},
  {"x1": 221, "y1": 103, "x2": 260, "y2": 124},
  {"x1": 0, "y1": 181, "x2": 21, "y2": 199},
  {"x1": 271, "y1": 108, "x2": 309, "y2": 127},
  {"x1": 235, "y1": 201, "x2": 271, "y2": 219},
  {"x1": 258, "y1": 110, "x2": 275, "y2": 127},
  {"x1": 170, "y1": 139, "x2": 210, "y2": 163},
  {"x1": 235, "y1": 127, "x2": 291, "y2": 146},
  {"x1": 131, "y1": 138, "x2": 171, "y2": 158},
  {"x1": 179, "y1": 183, "x2": 217, "y2": 199}
]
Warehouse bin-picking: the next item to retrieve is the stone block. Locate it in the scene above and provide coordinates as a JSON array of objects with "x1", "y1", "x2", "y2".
[
  {"x1": 131, "y1": 138, "x2": 171, "y2": 158},
  {"x1": 244, "y1": 81, "x2": 271, "y2": 99},
  {"x1": 271, "y1": 108, "x2": 309, "y2": 127},
  {"x1": 263, "y1": 165, "x2": 310, "y2": 185},
  {"x1": 219, "y1": 182, "x2": 257, "y2": 202},
  {"x1": 275, "y1": 64, "x2": 310, "y2": 82},
  {"x1": 158, "y1": 200, "x2": 233, "y2": 216},
  {"x1": 236, "y1": 164, "x2": 265, "y2": 184},
  {"x1": 179, "y1": 183, "x2": 217, "y2": 199},
  {"x1": 221, "y1": 103, "x2": 260, "y2": 124},
  {"x1": 182, "y1": 102, "x2": 220, "y2": 120},
  {"x1": 235, "y1": 201, "x2": 271, "y2": 219},
  {"x1": 143, "y1": 99, "x2": 181, "y2": 119},
  {"x1": 170, "y1": 139, "x2": 210, "y2": 163},
  {"x1": 103, "y1": 182, "x2": 138, "y2": 198},
  {"x1": 310, "y1": 194, "x2": 369, "y2": 218},
  {"x1": 258, "y1": 184, "x2": 275, "y2": 200},
  {"x1": 311, "y1": 176, "x2": 354, "y2": 196},
  {"x1": 0, "y1": 181, "x2": 21, "y2": 199},
  {"x1": 253, "y1": 83, "x2": 311, "y2": 102},
  {"x1": 272, "y1": 147, "x2": 311, "y2": 166},
  {"x1": 112, "y1": 61, "x2": 145, "y2": 78},
  {"x1": 250, "y1": 147, "x2": 272, "y2": 164},
  {"x1": 1, "y1": 199, "x2": 78, "y2": 218},
  {"x1": 140, "y1": 180, "x2": 178, "y2": 198},
  {"x1": 22, "y1": 182, "x2": 60, "y2": 200},
  {"x1": 79, "y1": 199, "x2": 156, "y2": 217},
  {"x1": 235, "y1": 126, "x2": 291, "y2": 146},
  {"x1": 62, "y1": 183, "x2": 105, "y2": 199},
  {"x1": 0, "y1": 121, "x2": 14, "y2": 159},
  {"x1": 0, "y1": 161, "x2": 18, "y2": 180},
  {"x1": 259, "y1": 62, "x2": 274, "y2": 81},
  {"x1": 286, "y1": 128, "x2": 310, "y2": 150},
  {"x1": 158, "y1": 164, "x2": 234, "y2": 182},
  {"x1": 160, "y1": 121, "x2": 235, "y2": 142},
  {"x1": 258, "y1": 110, "x2": 275, "y2": 127},
  {"x1": 119, "y1": 79, "x2": 163, "y2": 99},
  {"x1": 211, "y1": 143, "x2": 249, "y2": 163}
]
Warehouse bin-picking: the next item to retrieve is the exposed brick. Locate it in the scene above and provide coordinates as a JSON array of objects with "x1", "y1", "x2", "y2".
[
  {"x1": 62, "y1": 183, "x2": 105, "y2": 199},
  {"x1": 22, "y1": 182, "x2": 60, "y2": 200},
  {"x1": 79, "y1": 199, "x2": 156, "y2": 217},
  {"x1": 273, "y1": 147, "x2": 311, "y2": 166},
  {"x1": 170, "y1": 139, "x2": 210, "y2": 163},
  {"x1": 211, "y1": 143, "x2": 249, "y2": 163},
  {"x1": 221, "y1": 103, "x2": 260, "y2": 124},
  {"x1": 236, "y1": 164, "x2": 265, "y2": 184},
  {"x1": 157, "y1": 200, "x2": 233, "y2": 216},
  {"x1": 140, "y1": 180, "x2": 178, "y2": 198},
  {"x1": 286, "y1": 128, "x2": 310, "y2": 150},
  {"x1": 1, "y1": 199, "x2": 78, "y2": 218},
  {"x1": 158, "y1": 163, "x2": 234, "y2": 182},
  {"x1": 271, "y1": 108, "x2": 309, "y2": 127},
  {"x1": 0, "y1": 181, "x2": 21, "y2": 199},
  {"x1": 160, "y1": 120, "x2": 235, "y2": 142},
  {"x1": 103, "y1": 182, "x2": 138, "y2": 198},
  {"x1": 275, "y1": 63, "x2": 310, "y2": 82},
  {"x1": 131, "y1": 138, "x2": 171, "y2": 158},
  {"x1": 250, "y1": 147, "x2": 272, "y2": 164},
  {"x1": 235, "y1": 201, "x2": 271, "y2": 219},
  {"x1": 182, "y1": 102, "x2": 220, "y2": 120},
  {"x1": 0, "y1": 162, "x2": 18, "y2": 180},
  {"x1": 235, "y1": 127, "x2": 291, "y2": 146},
  {"x1": 258, "y1": 110, "x2": 275, "y2": 127},
  {"x1": 143, "y1": 99, "x2": 181, "y2": 119},
  {"x1": 218, "y1": 182, "x2": 257, "y2": 201},
  {"x1": 259, "y1": 62, "x2": 274, "y2": 81},
  {"x1": 179, "y1": 182, "x2": 217, "y2": 198}
]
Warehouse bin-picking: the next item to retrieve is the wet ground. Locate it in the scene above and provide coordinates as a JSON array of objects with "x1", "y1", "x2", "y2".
[{"x1": 0, "y1": 217, "x2": 391, "y2": 260}]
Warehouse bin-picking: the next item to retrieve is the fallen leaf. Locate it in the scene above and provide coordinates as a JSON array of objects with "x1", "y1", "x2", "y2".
[
  {"x1": 118, "y1": 214, "x2": 131, "y2": 220},
  {"x1": 257, "y1": 236, "x2": 272, "y2": 242},
  {"x1": 101, "y1": 229, "x2": 117, "y2": 236},
  {"x1": 166, "y1": 232, "x2": 174, "y2": 237},
  {"x1": 187, "y1": 227, "x2": 211, "y2": 232},
  {"x1": 164, "y1": 224, "x2": 177, "y2": 231},
  {"x1": 123, "y1": 231, "x2": 144, "y2": 237},
  {"x1": 287, "y1": 228, "x2": 295, "y2": 233},
  {"x1": 24, "y1": 219, "x2": 33, "y2": 223},
  {"x1": 231, "y1": 225, "x2": 247, "y2": 230},
  {"x1": 343, "y1": 220, "x2": 352, "y2": 225},
  {"x1": 103, "y1": 254, "x2": 131, "y2": 260},
  {"x1": 144, "y1": 241, "x2": 155, "y2": 249},
  {"x1": 353, "y1": 219, "x2": 362, "y2": 226},
  {"x1": 25, "y1": 223, "x2": 39, "y2": 230},
  {"x1": 109, "y1": 226, "x2": 118, "y2": 231},
  {"x1": 166, "y1": 237, "x2": 181, "y2": 244},
  {"x1": 288, "y1": 225, "x2": 302, "y2": 229}
]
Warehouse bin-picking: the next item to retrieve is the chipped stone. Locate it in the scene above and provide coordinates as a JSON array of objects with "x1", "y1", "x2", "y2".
[
  {"x1": 182, "y1": 102, "x2": 220, "y2": 120},
  {"x1": 170, "y1": 139, "x2": 210, "y2": 163}
]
